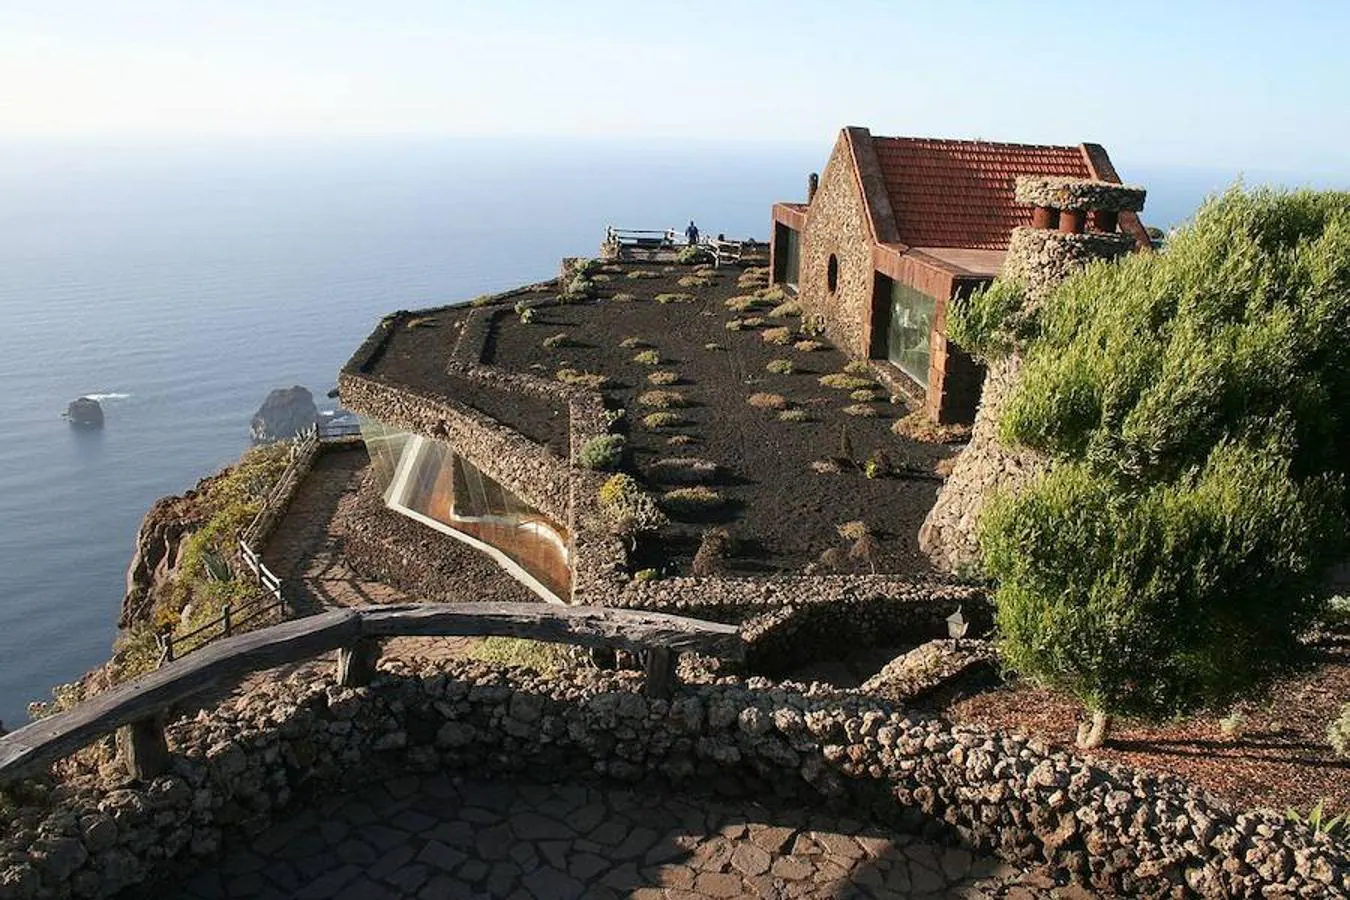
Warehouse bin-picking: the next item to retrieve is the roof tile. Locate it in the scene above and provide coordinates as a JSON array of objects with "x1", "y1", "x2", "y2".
[{"x1": 872, "y1": 136, "x2": 1091, "y2": 250}]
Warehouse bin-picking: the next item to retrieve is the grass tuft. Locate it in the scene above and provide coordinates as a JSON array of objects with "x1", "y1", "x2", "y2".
[{"x1": 747, "y1": 392, "x2": 789, "y2": 410}]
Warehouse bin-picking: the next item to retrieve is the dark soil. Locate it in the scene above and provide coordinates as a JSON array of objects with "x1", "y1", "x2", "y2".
[
  {"x1": 484, "y1": 261, "x2": 957, "y2": 577},
  {"x1": 946, "y1": 628, "x2": 1350, "y2": 817},
  {"x1": 368, "y1": 309, "x2": 573, "y2": 453}
]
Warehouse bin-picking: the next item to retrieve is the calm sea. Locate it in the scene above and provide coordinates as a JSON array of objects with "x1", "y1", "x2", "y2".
[{"x1": 0, "y1": 137, "x2": 1323, "y2": 726}]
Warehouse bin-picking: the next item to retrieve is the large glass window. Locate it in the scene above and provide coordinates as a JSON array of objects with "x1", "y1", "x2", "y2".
[
  {"x1": 360, "y1": 420, "x2": 571, "y2": 601},
  {"x1": 887, "y1": 282, "x2": 937, "y2": 386},
  {"x1": 783, "y1": 226, "x2": 801, "y2": 289}
]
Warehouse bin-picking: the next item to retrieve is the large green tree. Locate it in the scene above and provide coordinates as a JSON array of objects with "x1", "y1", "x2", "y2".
[{"x1": 953, "y1": 187, "x2": 1350, "y2": 744}]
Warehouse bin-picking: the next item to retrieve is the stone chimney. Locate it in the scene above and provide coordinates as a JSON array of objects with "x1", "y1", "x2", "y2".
[{"x1": 918, "y1": 176, "x2": 1146, "y2": 573}]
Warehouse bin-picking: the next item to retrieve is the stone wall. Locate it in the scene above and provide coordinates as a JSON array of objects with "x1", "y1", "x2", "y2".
[
  {"x1": 919, "y1": 226, "x2": 1136, "y2": 573},
  {"x1": 797, "y1": 133, "x2": 878, "y2": 358},
  {"x1": 3, "y1": 659, "x2": 1345, "y2": 898}
]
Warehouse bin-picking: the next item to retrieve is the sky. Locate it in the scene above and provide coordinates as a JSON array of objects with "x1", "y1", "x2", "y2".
[{"x1": 2, "y1": 1, "x2": 1348, "y2": 176}]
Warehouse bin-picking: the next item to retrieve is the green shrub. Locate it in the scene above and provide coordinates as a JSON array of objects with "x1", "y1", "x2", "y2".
[
  {"x1": 563, "y1": 276, "x2": 594, "y2": 300},
  {"x1": 654, "y1": 293, "x2": 695, "y2": 304},
  {"x1": 647, "y1": 370, "x2": 680, "y2": 385},
  {"x1": 678, "y1": 275, "x2": 711, "y2": 288},
  {"x1": 794, "y1": 340, "x2": 826, "y2": 352},
  {"x1": 761, "y1": 326, "x2": 793, "y2": 345},
  {"x1": 979, "y1": 187, "x2": 1350, "y2": 725},
  {"x1": 642, "y1": 412, "x2": 684, "y2": 429},
  {"x1": 597, "y1": 474, "x2": 665, "y2": 536},
  {"x1": 819, "y1": 373, "x2": 874, "y2": 391},
  {"x1": 660, "y1": 486, "x2": 726, "y2": 518},
  {"x1": 556, "y1": 369, "x2": 609, "y2": 389},
  {"x1": 632, "y1": 350, "x2": 661, "y2": 365},
  {"x1": 766, "y1": 359, "x2": 794, "y2": 375},
  {"x1": 849, "y1": 389, "x2": 877, "y2": 402},
  {"x1": 843, "y1": 360, "x2": 871, "y2": 376},
  {"x1": 578, "y1": 434, "x2": 625, "y2": 470},
  {"x1": 842, "y1": 404, "x2": 879, "y2": 417},
  {"x1": 626, "y1": 270, "x2": 659, "y2": 280},
  {"x1": 518, "y1": 308, "x2": 535, "y2": 324},
  {"x1": 754, "y1": 286, "x2": 786, "y2": 302},
  {"x1": 634, "y1": 568, "x2": 661, "y2": 582},
  {"x1": 638, "y1": 390, "x2": 687, "y2": 409},
  {"x1": 667, "y1": 434, "x2": 695, "y2": 446},
  {"x1": 611, "y1": 292, "x2": 637, "y2": 302},
  {"x1": 777, "y1": 409, "x2": 809, "y2": 423},
  {"x1": 770, "y1": 301, "x2": 802, "y2": 318},
  {"x1": 469, "y1": 294, "x2": 494, "y2": 307},
  {"x1": 1330, "y1": 704, "x2": 1350, "y2": 759},
  {"x1": 466, "y1": 637, "x2": 571, "y2": 673},
  {"x1": 1285, "y1": 800, "x2": 1346, "y2": 838},
  {"x1": 676, "y1": 245, "x2": 707, "y2": 265},
  {"x1": 619, "y1": 336, "x2": 649, "y2": 348},
  {"x1": 725, "y1": 295, "x2": 765, "y2": 312}
]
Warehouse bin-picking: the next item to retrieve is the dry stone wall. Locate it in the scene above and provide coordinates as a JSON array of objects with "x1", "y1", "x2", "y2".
[
  {"x1": 2, "y1": 659, "x2": 1344, "y2": 899},
  {"x1": 797, "y1": 133, "x2": 877, "y2": 357}
]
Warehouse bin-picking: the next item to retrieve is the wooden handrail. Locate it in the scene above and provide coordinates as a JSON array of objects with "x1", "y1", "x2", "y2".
[{"x1": 0, "y1": 603, "x2": 744, "y2": 785}]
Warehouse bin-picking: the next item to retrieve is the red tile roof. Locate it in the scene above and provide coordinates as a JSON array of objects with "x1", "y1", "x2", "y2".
[{"x1": 871, "y1": 137, "x2": 1092, "y2": 250}]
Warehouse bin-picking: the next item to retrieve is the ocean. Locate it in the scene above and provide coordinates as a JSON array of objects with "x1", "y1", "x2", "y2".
[{"x1": 0, "y1": 137, "x2": 1325, "y2": 727}]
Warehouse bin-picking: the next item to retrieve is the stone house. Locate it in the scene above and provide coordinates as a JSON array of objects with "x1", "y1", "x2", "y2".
[{"x1": 770, "y1": 127, "x2": 1150, "y2": 424}]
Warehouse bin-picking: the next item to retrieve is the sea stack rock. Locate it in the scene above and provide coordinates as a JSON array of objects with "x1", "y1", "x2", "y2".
[
  {"x1": 250, "y1": 385, "x2": 319, "y2": 443},
  {"x1": 65, "y1": 396, "x2": 104, "y2": 427}
]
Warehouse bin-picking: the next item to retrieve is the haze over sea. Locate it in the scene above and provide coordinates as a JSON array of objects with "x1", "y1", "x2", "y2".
[{"x1": 0, "y1": 138, "x2": 1335, "y2": 726}]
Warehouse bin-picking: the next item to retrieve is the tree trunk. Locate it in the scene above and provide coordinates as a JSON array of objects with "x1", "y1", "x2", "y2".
[{"x1": 1075, "y1": 710, "x2": 1112, "y2": 749}]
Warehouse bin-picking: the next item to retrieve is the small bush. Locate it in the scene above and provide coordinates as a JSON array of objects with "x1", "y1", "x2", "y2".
[
  {"x1": 619, "y1": 336, "x2": 649, "y2": 348},
  {"x1": 633, "y1": 350, "x2": 661, "y2": 365},
  {"x1": 647, "y1": 370, "x2": 680, "y2": 386},
  {"x1": 794, "y1": 340, "x2": 826, "y2": 352},
  {"x1": 470, "y1": 294, "x2": 494, "y2": 307},
  {"x1": 691, "y1": 527, "x2": 733, "y2": 577},
  {"x1": 556, "y1": 369, "x2": 609, "y2": 389},
  {"x1": 770, "y1": 301, "x2": 802, "y2": 317},
  {"x1": 660, "y1": 486, "x2": 726, "y2": 518},
  {"x1": 642, "y1": 412, "x2": 684, "y2": 429},
  {"x1": 676, "y1": 245, "x2": 707, "y2": 265},
  {"x1": 754, "y1": 286, "x2": 786, "y2": 302},
  {"x1": 849, "y1": 389, "x2": 877, "y2": 402},
  {"x1": 811, "y1": 459, "x2": 842, "y2": 474},
  {"x1": 542, "y1": 333, "x2": 572, "y2": 349},
  {"x1": 597, "y1": 474, "x2": 666, "y2": 537},
  {"x1": 467, "y1": 636, "x2": 570, "y2": 673},
  {"x1": 563, "y1": 276, "x2": 595, "y2": 300},
  {"x1": 778, "y1": 409, "x2": 809, "y2": 423},
  {"x1": 864, "y1": 449, "x2": 894, "y2": 479},
  {"x1": 842, "y1": 403, "x2": 879, "y2": 418},
  {"x1": 725, "y1": 319, "x2": 746, "y2": 332},
  {"x1": 638, "y1": 390, "x2": 687, "y2": 409},
  {"x1": 843, "y1": 360, "x2": 872, "y2": 376},
  {"x1": 591, "y1": 273, "x2": 611, "y2": 282},
  {"x1": 578, "y1": 434, "x2": 625, "y2": 470},
  {"x1": 626, "y1": 270, "x2": 660, "y2": 280},
  {"x1": 1330, "y1": 704, "x2": 1350, "y2": 759},
  {"x1": 820, "y1": 373, "x2": 875, "y2": 391},
  {"x1": 704, "y1": 342, "x2": 724, "y2": 351},
  {"x1": 667, "y1": 434, "x2": 695, "y2": 446},
  {"x1": 837, "y1": 520, "x2": 869, "y2": 542},
  {"x1": 678, "y1": 275, "x2": 711, "y2": 288},
  {"x1": 611, "y1": 292, "x2": 637, "y2": 302},
  {"x1": 747, "y1": 393, "x2": 788, "y2": 410},
  {"x1": 766, "y1": 359, "x2": 794, "y2": 375},
  {"x1": 761, "y1": 326, "x2": 793, "y2": 345},
  {"x1": 890, "y1": 410, "x2": 970, "y2": 444},
  {"x1": 740, "y1": 316, "x2": 766, "y2": 328},
  {"x1": 654, "y1": 293, "x2": 695, "y2": 304},
  {"x1": 519, "y1": 308, "x2": 535, "y2": 325},
  {"x1": 725, "y1": 295, "x2": 767, "y2": 312},
  {"x1": 634, "y1": 568, "x2": 661, "y2": 582}
]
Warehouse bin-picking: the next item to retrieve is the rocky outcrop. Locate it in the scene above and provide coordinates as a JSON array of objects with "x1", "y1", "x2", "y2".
[
  {"x1": 249, "y1": 386, "x2": 318, "y2": 444},
  {"x1": 63, "y1": 398, "x2": 103, "y2": 428},
  {"x1": 1, "y1": 658, "x2": 1345, "y2": 898},
  {"x1": 120, "y1": 472, "x2": 226, "y2": 629}
]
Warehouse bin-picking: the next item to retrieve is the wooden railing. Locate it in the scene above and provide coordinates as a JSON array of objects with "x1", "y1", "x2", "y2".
[
  {"x1": 239, "y1": 424, "x2": 321, "y2": 548},
  {"x1": 155, "y1": 541, "x2": 288, "y2": 664},
  {"x1": 0, "y1": 603, "x2": 744, "y2": 785},
  {"x1": 707, "y1": 238, "x2": 743, "y2": 267},
  {"x1": 604, "y1": 226, "x2": 677, "y2": 248}
]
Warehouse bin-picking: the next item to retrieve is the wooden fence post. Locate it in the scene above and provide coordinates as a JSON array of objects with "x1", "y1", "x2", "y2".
[
  {"x1": 117, "y1": 718, "x2": 169, "y2": 781},
  {"x1": 221, "y1": 604, "x2": 232, "y2": 638},
  {"x1": 643, "y1": 648, "x2": 677, "y2": 699},
  {"x1": 336, "y1": 638, "x2": 381, "y2": 687}
]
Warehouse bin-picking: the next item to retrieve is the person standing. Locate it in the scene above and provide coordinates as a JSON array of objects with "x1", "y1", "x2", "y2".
[{"x1": 685, "y1": 220, "x2": 700, "y2": 245}]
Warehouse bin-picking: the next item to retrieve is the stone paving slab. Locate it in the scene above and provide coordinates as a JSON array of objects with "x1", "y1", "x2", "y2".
[{"x1": 153, "y1": 774, "x2": 1073, "y2": 899}]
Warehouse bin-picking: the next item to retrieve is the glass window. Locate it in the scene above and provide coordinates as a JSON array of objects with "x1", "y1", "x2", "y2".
[
  {"x1": 784, "y1": 227, "x2": 800, "y2": 289},
  {"x1": 887, "y1": 282, "x2": 937, "y2": 386},
  {"x1": 361, "y1": 420, "x2": 572, "y2": 600}
]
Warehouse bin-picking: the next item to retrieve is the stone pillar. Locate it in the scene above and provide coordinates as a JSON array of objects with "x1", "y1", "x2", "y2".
[{"x1": 919, "y1": 178, "x2": 1144, "y2": 573}]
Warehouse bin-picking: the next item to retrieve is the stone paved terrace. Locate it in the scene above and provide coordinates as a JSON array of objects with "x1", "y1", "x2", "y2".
[{"x1": 155, "y1": 773, "x2": 1051, "y2": 900}]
